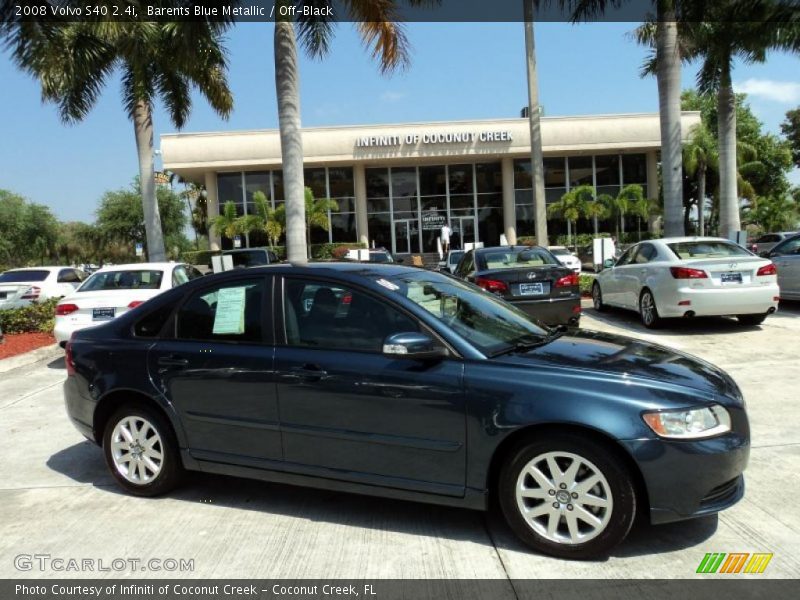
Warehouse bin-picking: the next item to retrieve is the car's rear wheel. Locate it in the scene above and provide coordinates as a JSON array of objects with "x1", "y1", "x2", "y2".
[
  {"x1": 103, "y1": 404, "x2": 182, "y2": 496},
  {"x1": 639, "y1": 289, "x2": 662, "y2": 329},
  {"x1": 592, "y1": 282, "x2": 606, "y2": 312},
  {"x1": 498, "y1": 433, "x2": 636, "y2": 559},
  {"x1": 737, "y1": 313, "x2": 768, "y2": 326}
]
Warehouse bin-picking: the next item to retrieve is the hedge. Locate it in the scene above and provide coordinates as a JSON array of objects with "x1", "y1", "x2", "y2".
[{"x1": 0, "y1": 298, "x2": 58, "y2": 334}]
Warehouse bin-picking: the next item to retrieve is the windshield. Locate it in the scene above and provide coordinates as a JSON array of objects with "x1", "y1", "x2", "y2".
[
  {"x1": 668, "y1": 241, "x2": 752, "y2": 260},
  {"x1": 79, "y1": 270, "x2": 163, "y2": 291},
  {"x1": 370, "y1": 252, "x2": 393, "y2": 263},
  {"x1": 480, "y1": 248, "x2": 558, "y2": 270},
  {"x1": 381, "y1": 272, "x2": 548, "y2": 356},
  {"x1": 0, "y1": 270, "x2": 50, "y2": 283}
]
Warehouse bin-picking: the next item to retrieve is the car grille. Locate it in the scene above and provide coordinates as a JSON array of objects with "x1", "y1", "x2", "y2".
[{"x1": 700, "y1": 477, "x2": 741, "y2": 508}]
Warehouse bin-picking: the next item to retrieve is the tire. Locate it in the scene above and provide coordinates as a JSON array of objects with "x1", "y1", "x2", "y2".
[
  {"x1": 498, "y1": 433, "x2": 636, "y2": 559},
  {"x1": 102, "y1": 404, "x2": 183, "y2": 497},
  {"x1": 591, "y1": 282, "x2": 607, "y2": 312},
  {"x1": 737, "y1": 313, "x2": 767, "y2": 326},
  {"x1": 639, "y1": 289, "x2": 662, "y2": 329}
]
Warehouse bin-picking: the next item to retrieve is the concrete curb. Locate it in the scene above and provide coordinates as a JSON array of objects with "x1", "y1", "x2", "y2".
[{"x1": 0, "y1": 343, "x2": 62, "y2": 375}]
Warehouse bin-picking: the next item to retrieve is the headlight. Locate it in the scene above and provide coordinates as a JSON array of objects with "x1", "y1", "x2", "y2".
[{"x1": 642, "y1": 405, "x2": 731, "y2": 439}]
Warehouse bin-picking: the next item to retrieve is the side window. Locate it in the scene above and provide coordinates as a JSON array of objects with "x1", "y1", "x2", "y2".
[
  {"x1": 134, "y1": 303, "x2": 176, "y2": 338},
  {"x1": 283, "y1": 279, "x2": 418, "y2": 352},
  {"x1": 633, "y1": 244, "x2": 657, "y2": 264},
  {"x1": 75, "y1": 269, "x2": 88, "y2": 281},
  {"x1": 177, "y1": 279, "x2": 265, "y2": 343},
  {"x1": 775, "y1": 237, "x2": 800, "y2": 255},
  {"x1": 187, "y1": 266, "x2": 204, "y2": 280},
  {"x1": 615, "y1": 246, "x2": 637, "y2": 266},
  {"x1": 172, "y1": 266, "x2": 189, "y2": 287},
  {"x1": 458, "y1": 252, "x2": 474, "y2": 276},
  {"x1": 57, "y1": 269, "x2": 79, "y2": 283}
]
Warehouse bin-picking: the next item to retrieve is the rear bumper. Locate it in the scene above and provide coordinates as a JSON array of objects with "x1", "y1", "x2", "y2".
[
  {"x1": 54, "y1": 318, "x2": 102, "y2": 344},
  {"x1": 656, "y1": 284, "x2": 780, "y2": 318},
  {"x1": 509, "y1": 294, "x2": 581, "y2": 326},
  {"x1": 63, "y1": 376, "x2": 97, "y2": 442}
]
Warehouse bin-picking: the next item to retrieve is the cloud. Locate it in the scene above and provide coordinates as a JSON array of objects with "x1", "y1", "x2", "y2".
[
  {"x1": 734, "y1": 78, "x2": 800, "y2": 103},
  {"x1": 380, "y1": 91, "x2": 407, "y2": 103}
]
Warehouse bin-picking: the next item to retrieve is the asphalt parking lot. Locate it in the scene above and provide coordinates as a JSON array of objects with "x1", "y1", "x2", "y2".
[{"x1": 1, "y1": 300, "x2": 799, "y2": 580}]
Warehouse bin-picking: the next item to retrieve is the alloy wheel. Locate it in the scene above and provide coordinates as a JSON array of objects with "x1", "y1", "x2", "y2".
[
  {"x1": 514, "y1": 451, "x2": 613, "y2": 545},
  {"x1": 592, "y1": 284, "x2": 602, "y2": 310},
  {"x1": 110, "y1": 416, "x2": 164, "y2": 485},
  {"x1": 640, "y1": 292, "x2": 655, "y2": 326}
]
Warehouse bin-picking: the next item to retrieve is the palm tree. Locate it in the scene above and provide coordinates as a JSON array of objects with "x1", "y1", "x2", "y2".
[
  {"x1": 275, "y1": 1, "x2": 433, "y2": 265},
  {"x1": 743, "y1": 193, "x2": 800, "y2": 232},
  {"x1": 570, "y1": 0, "x2": 687, "y2": 237},
  {"x1": 614, "y1": 184, "x2": 647, "y2": 239},
  {"x1": 683, "y1": 124, "x2": 718, "y2": 236},
  {"x1": 548, "y1": 189, "x2": 588, "y2": 247},
  {"x1": 238, "y1": 191, "x2": 285, "y2": 249},
  {"x1": 570, "y1": 185, "x2": 607, "y2": 236},
  {"x1": 211, "y1": 202, "x2": 243, "y2": 242},
  {"x1": 304, "y1": 187, "x2": 339, "y2": 255},
  {"x1": 1, "y1": 11, "x2": 234, "y2": 261}
]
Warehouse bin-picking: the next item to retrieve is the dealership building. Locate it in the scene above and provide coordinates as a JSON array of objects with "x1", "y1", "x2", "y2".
[{"x1": 161, "y1": 111, "x2": 700, "y2": 254}]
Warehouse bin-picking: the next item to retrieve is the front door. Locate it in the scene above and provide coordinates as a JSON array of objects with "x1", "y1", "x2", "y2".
[
  {"x1": 394, "y1": 219, "x2": 420, "y2": 255},
  {"x1": 274, "y1": 276, "x2": 467, "y2": 496},
  {"x1": 147, "y1": 275, "x2": 282, "y2": 463},
  {"x1": 452, "y1": 216, "x2": 476, "y2": 250}
]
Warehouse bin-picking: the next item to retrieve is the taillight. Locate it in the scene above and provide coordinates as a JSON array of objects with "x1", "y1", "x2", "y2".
[
  {"x1": 21, "y1": 286, "x2": 41, "y2": 300},
  {"x1": 341, "y1": 292, "x2": 352, "y2": 305},
  {"x1": 475, "y1": 277, "x2": 509, "y2": 294},
  {"x1": 56, "y1": 303, "x2": 79, "y2": 316},
  {"x1": 127, "y1": 300, "x2": 145, "y2": 309},
  {"x1": 757, "y1": 263, "x2": 777, "y2": 276},
  {"x1": 670, "y1": 266, "x2": 708, "y2": 279},
  {"x1": 65, "y1": 337, "x2": 76, "y2": 376},
  {"x1": 555, "y1": 273, "x2": 580, "y2": 287}
]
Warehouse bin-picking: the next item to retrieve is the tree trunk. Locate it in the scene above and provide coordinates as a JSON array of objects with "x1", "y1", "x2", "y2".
[
  {"x1": 275, "y1": 16, "x2": 308, "y2": 265},
  {"x1": 717, "y1": 65, "x2": 740, "y2": 239},
  {"x1": 655, "y1": 0, "x2": 684, "y2": 237},
  {"x1": 697, "y1": 163, "x2": 706, "y2": 236},
  {"x1": 133, "y1": 100, "x2": 166, "y2": 262},
  {"x1": 524, "y1": 0, "x2": 548, "y2": 246}
]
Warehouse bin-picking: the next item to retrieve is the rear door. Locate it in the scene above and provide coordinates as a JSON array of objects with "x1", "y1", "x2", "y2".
[
  {"x1": 773, "y1": 237, "x2": 800, "y2": 297},
  {"x1": 603, "y1": 245, "x2": 638, "y2": 307},
  {"x1": 148, "y1": 275, "x2": 282, "y2": 463}
]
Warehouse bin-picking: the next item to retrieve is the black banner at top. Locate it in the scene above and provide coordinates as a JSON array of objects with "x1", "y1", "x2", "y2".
[{"x1": 1, "y1": 0, "x2": 800, "y2": 23}]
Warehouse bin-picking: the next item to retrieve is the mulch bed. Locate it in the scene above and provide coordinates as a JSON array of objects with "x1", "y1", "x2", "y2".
[{"x1": 0, "y1": 332, "x2": 56, "y2": 360}]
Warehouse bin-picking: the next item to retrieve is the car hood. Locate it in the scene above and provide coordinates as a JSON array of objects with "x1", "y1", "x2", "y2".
[{"x1": 492, "y1": 328, "x2": 742, "y2": 403}]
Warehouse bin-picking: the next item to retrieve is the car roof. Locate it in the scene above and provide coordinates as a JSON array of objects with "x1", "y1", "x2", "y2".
[
  {"x1": 649, "y1": 237, "x2": 732, "y2": 245},
  {"x1": 474, "y1": 245, "x2": 546, "y2": 253},
  {"x1": 4, "y1": 266, "x2": 73, "y2": 272},
  {"x1": 93, "y1": 262, "x2": 178, "y2": 273},
  {"x1": 205, "y1": 262, "x2": 419, "y2": 280}
]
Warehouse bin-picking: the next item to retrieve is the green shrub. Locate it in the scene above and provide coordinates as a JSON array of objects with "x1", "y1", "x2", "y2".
[
  {"x1": 180, "y1": 250, "x2": 219, "y2": 266},
  {"x1": 0, "y1": 298, "x2": 59, "y2": 334},
  {"x1": 579, "y1": 273, "x2": 595, "y2": 296},
  {"x1": 310, "y1": 243, "x2": 366, "y2": 260}
]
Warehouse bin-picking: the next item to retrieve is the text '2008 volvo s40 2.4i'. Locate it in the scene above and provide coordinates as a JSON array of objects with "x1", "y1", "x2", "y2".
[{"x1": 63, "y1": 263, "x2": 749, "y2": 559}]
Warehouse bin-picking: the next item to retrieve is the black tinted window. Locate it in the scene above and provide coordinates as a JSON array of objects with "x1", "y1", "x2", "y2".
[
  {"x1": 134, "y1": 303, "x2": 175, "y2": 338},
  {"x1": 177, "y1": 279, "x2": 265, "y2": 343},
  {"x1": 57, "y1": 269, "x2": 80, "y2": 283},
  {"x1": 283, "y1": 279, "x2": 418, "y2": 352},
  {"x1": 0, "y1": 270, "x2": 49, "y2": 282}
]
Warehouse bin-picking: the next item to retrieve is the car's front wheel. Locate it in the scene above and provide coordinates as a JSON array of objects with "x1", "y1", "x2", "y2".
[
  {"x1": 103, "y1": 404, "x2": 182, "y2": 496},
  {"x1": 591, "y1": 282, "x2": 606, "y2": 312},
  {"x1": 498, "y1": 433, "x2": 636, "y2": 559}
]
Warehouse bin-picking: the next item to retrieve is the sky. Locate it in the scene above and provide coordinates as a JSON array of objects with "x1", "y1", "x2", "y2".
[{"x1": 1, "y1": 21, "x2": 798, "y2": 224}]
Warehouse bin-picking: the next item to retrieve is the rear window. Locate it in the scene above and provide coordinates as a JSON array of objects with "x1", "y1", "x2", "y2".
[
  {"x1": 549, "y1": 248, "x2": 570, "y2": 256},
  {"x1": 79, "y1": 270, "x2": 164, "y2": 291},
  {"x1": 448, "y1": 251, "x2": 465, "y2": 264},
  {"x1": 0, "y1": 270, "x2": 50, "y2": 283},
  {"x1": 480, "y1": 248, "x2": 558, "y2": 270},
  {"x1": 369, "y1": 252, "x2": 393, "y2": 263},
  {"x1": 667, "y1": 241, "x2": 751, "y2": 260},
  {"x1": 227, "y1": 250, "x2": 268, "y2": 268}
]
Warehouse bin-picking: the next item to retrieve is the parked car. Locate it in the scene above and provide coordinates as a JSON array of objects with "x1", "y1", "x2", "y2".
[
  {"x1": 221, "y1": 247, "x2": 280, "y2": 269},
  {"x1": 547, "y1": 246, "x2": 582, "y2": 273},
  {"x1": 749, "y1": 231, "x2": 798, "y2": 255},
  {"x1": 760, "y1": 233, "x2": 800, "y2": 301},
  {"x1": 0, "y1": 267, "x2": 87, "y2": 310},
  {"x1": 438, "y1": 249, "x2": 465, "y2": 274},
  {"x1": 54, "y1": 262, "x2": 202, "y2": 346},
  {"x1": 453, "y1": 246, "x2": 580, "y2": 326},
  {"x1": 64, "y1": 263, "x2": 749, "y2": 559},
  {"x1": 591, "y1": 237, "x2": 780, "y2": 328},
  {"x1": 366, "y1": 248, "x2": 403, "y2": 264}
]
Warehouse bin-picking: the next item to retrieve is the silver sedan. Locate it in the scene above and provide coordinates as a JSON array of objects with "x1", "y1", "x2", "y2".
[
  {"x1": 762, "y1": 233, "x2": 800, "y2": 301},
  {"x1": 592, "y1": 237, "x2": 780, "y2": 328}
]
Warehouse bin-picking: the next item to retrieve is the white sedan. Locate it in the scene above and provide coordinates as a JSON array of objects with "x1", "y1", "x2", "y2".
[
  {"x1": 0, "y1": 266, "x2": 87, "y2": 310},
  {"x1": 54, "y1": 262, "x2": 203, "y2": 345},
  {"x1": 591, "y1": 237, "x2": 780, "y2": 328},
  {"x1": 547, "y1": 246, "x2": 582, "y2": 273}
]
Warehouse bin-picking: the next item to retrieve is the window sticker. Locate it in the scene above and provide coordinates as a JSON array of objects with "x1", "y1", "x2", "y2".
[
  {"x1": 376, "y1": 278, "x2": 400, "y2": 291},
  {"x1": 212, "y1": 286, "x2": 247, "y2": 335}
]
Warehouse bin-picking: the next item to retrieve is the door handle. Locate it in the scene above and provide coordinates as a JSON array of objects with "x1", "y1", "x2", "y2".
[
  {"x1": 157, "y1": 355, "x2": 189, "y2": 368},
  {"x1": 289, "y1": 364, "x2": 328, "y2": 381}
]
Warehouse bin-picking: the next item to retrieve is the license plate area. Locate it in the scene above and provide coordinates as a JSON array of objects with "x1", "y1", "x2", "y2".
[
  {"x1": 720, "y1": 272, "x2": 743, "y2": 284},
  {"x1": 519, "y1": 282, "x2": 546, "y2": 296},
  {"x1": 0, "y1": 292, "x2": 6, "y2": 299},
  {"x1": 92, "y1": 307, "x2": 115, "y2": 320}
]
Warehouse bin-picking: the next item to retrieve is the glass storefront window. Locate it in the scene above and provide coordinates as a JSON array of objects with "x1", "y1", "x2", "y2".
[
  {"x1": 448, "y1": 164, "x2": 473, "y2": 194},
  {"x1": 419, "y1": 165, "x2": 446, "y2": 196},
  {"x1": 622, "y1": 154, "x2": 647, "y2": 184},
  {"x1": 391, "y1": 167, "x2": 417, "y2": 200},
  {"x1": 596, "y1": 185, "x2": 621, "y2": 200},
  {"x1": 475, "y1": 163, "x2": 502, "y2": 193},
  {"x1": 392, "y1": 196, "x2": 416, "y2": 212},
  {"x1": 367, "y1": 213, "x2": 392, "y2": 250},
  {"x1": 244, "y1": 171, "x2": 270, "y2": 205},
  {"x1": 568, "y1": 156, "x2": 593, "y2": 187},
  {"x1": 594, "y1": 155, "x2": 620, "y2": 186},
  {"x1": 272, "y1": 170, "x2": 284, "y2": 202},
  {"x1": 478, "y1": 207, "x2": 504, "y2": 247},
  {"x1": 477, "y1": 193, "x2": 502, "y2": 208},
  {"x1": 217, "y1": 173, "x2": 244, "y2": 214},
  {"x1": 546, "y1": 188, "x2": 567, "y2": 204},
  {"x1": 515, "y1": 204, "x2": 535, "y2": 237},
  {"x1": 544, "y1": 157, "x2": 567, "y2": 187},
  {"x1": 366, "y1": 168, "x2": 390, "y2": 197},
  {"x1": 328, "y1": 167, "x2": 354, "y2": 197},
  {"x1": 449, "y1": 194, "x2": 473, "y2": 210},
  {"x1": 367, "y1": 197, "x2": 390, "y2": 212},
  {"x1": 420, "y1": 195, "x2": 447, "y2": 211},
  {"x1": 331, "y1": 213, "x2": 356, "y2": 243},
  {"x1": 304, "y1": 168, "x2": 327, "y2": 198},
  {"x1": 514, "y1": 159, "x2": 532, "y2": 189}
]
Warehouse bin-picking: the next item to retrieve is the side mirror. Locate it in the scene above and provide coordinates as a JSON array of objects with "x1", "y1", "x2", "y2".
[
  {"x1": 382, "y1": 332, "x2": 447, "y2": 361},
  {"x1": 603, "y1": 258, "x2": 615, "y2": 269}
]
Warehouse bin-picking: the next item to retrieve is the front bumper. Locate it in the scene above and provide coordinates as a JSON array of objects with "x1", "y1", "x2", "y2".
[
  {"x1": 621, "y1": 431, "x2": 750, "y2": 524},
  {"x1": 509, "y1": 295, "x2": 581, "y2": 326}
]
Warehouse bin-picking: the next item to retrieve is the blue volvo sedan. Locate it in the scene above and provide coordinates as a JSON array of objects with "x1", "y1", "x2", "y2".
[{"x1": 63, "y1": 263, "x2": 749, "y2": 559}]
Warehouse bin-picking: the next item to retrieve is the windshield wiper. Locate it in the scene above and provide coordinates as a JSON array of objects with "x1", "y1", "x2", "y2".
[{"x1": 490, "y1": 325, "x2": 568, "y2": 357}]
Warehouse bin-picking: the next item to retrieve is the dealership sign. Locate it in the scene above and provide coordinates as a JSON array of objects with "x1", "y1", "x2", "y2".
[{"x1": 356, "y1": 130, "x2": 513, "y2": 148}]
